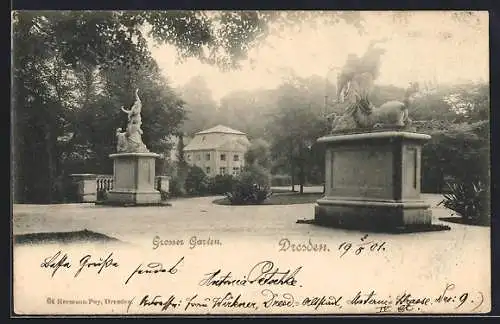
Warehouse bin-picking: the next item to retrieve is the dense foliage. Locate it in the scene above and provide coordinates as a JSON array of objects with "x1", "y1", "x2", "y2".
[
  {"x1": 12, "y1": 10, "x2": 368, "y2": 203},
  {"x1": 421, "y1": 120, "x2": 490, "y2": 224},
  {"x1": 208, "y1": 175, "x2": 236, "y2": 195},
  {"x1": 225, "y1": 164, "x2": 273, "y2": 205},
  {"x1": 184, "y1": 166, "x2": 209, "y2": 196},
  {"x1": 12, "y1": 12, "x2": 186, "y2": 203},
  {"x1": 420, "y1": 120, "x2": 489, "y2": 193}
]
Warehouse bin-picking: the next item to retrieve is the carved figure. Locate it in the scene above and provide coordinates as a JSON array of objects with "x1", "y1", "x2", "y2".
[
  {"x1": 370, "y1": 82, "x2": 419, "y2": 128},
  {"x1": 116, "y1": 128, "x2": 128, "y2": 152},
  {"x1": 333, "y1": 80, "x2": 419, "y2": 131},
  {"x1": 115, "y1": 89, "x2": 149, "y2": 153},
  {"x1": 121, "y1": 88, "x2": 142, "y2": 123},
  {"x1": 331, "y1": 40, "x2": 419, "y2": 132}
]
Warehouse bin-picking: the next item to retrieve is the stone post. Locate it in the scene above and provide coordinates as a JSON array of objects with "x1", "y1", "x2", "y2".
[
  {"x1": 69, "y1": 174, "x2": 97, "y2": 203},
  {"x1": 156, "y1": 176, "x2": 170, "y2": 194}
]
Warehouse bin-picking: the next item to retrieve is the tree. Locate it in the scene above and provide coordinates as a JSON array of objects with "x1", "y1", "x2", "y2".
[
  {"x1": 12, "y1": 10, "x2": 367, "y2": 203},
  {"x1": 266, "y1": 78, "x2": 330, "y2": 194},
  {"x1": 144, "y1": 11, "x2": 366, "y2": 69},
  {"x1": 218, "y1": 88, "x2": 278, "y2": 138},
  {"x1": 443, "y1": 83, "x2": 489, "y2": 122},
  {"x1": 245, "y1": 138, "x2": 272, "y2": 169},
  {"x1": 178, "y1": 76, "x2": 218, "y2": 135},
  {"x1": 12, "y1": 12, "x2": 185, "y2": 202}
]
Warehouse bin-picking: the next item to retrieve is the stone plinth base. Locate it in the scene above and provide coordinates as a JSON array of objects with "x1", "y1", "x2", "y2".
[
  {"x1": 315, "y1": 131, "x2": 433, "y2": 231},
  {"x1": 102, "y1": 152, "x2": 161, "y2": 206},
  {"x1": 314, "y1": 199, "x2": 432, "y2": 230},
  {"x1": 105, "y1": 190, "x2": 161, "y2": 205}
]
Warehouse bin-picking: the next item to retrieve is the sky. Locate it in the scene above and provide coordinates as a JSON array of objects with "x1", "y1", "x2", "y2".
[{"x1": 148, "y1": 11, "x2": 489, "y2": 101}]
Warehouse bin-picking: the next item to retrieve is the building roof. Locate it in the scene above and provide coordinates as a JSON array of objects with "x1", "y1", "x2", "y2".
[
  {"x1": 184, "y1": 133, "x2": 250, "y2": 151},
  {"x1": 196, "y1": 125, "x2": 246, "y2": 135}
]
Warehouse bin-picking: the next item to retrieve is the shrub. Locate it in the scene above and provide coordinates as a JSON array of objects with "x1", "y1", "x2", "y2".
[
  {"x1": 185, "y1": 165, "x2": 209, "y2": 196},
  {"x1": 159, "y1": 190, "x2": 169, "y2": 201},
  {"x1": 240, "y1": 164, "x2": 272, "y2": 187},
  {"x1": 225, "y1": 164, "x2": 272, "y2": 205},
  {"x1": 225, "y1": 183, "x2": 272, "y2": 205},
  {"x1": 208, "y1": 174, "x2": 236, "y2": 195},
  {"x1": 438, "y1": 180, "x2": 490, "y2": 225},
  {"x1": 169, "y1": 177, "x2": 185, "y2": 197}
]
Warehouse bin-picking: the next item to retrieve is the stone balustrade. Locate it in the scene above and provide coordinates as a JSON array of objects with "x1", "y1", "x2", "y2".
[{"x1": 69, "y1": 173, "x2": 169, "y2": 203}]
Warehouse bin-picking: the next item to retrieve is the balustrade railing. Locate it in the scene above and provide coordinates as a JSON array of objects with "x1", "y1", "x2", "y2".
[{"x1": 70, "y1": 173, "x2": 169, "y2": 203}]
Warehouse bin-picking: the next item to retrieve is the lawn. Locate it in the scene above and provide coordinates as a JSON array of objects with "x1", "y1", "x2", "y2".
[{"x1": 212, "y1": 191, "x2": 324, "y2": 206}]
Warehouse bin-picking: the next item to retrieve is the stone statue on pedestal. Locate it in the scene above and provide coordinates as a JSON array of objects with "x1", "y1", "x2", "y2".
[
  {"x1": 331, "y1": 41, "x2": 419, "y2": 132},
  {"x1": 116, "y1": 89, "x2": 149, "y2": 153}
]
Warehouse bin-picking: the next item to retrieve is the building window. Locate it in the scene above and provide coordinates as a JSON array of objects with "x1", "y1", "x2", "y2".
[
  {"x1": 186, "y1": 154, "x2": 191, "y2": 161},
  {"x1": 220, "y1": 167, "x2": 226, "y2": 175},
  {"x1": 206, "y1": 167, "x2": 211, "y2": 174},
  {"x1": 220, "y1": 154, "x2": 226, "y2": 161},
  {"x1": 196, "y1": 154, "x2": 201, "y2": 161},
  {"x1": 232, "y1": 167, "x2": 240, "y2": 176},
  {"x1": 206, "y1": 153, "x2": 210, "y2": 161},
  {"x1": 233, "y1": 154, "x2": 239, "y2": 162}
]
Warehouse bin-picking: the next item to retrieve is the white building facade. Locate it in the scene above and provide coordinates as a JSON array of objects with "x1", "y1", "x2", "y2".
[{"x1": 183, "y1": 125, "x2": 251, "y2": 177}]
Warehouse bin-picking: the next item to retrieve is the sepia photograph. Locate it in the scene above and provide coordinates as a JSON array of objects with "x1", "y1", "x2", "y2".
[{"x1": 11, "y1": 10, "x2": 491, "y2": 316}]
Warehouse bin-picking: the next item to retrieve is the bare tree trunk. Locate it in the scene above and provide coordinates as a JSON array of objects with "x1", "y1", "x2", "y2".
[
  {"x1": 44, "y1": 124, "x2": 55, "y2": 203},
  {"x1": 299, "y1": 162, "x2": 304, "y2": 194}
]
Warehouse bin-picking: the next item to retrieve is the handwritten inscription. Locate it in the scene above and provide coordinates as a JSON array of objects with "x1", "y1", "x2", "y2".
[
  {"x1": 39, "y1": 251, "x2": 485, "y2": 314},
  {"x1": 39, "y1": 251, "x2": 184, "y2": 285},
  {"x1": 125, "y1": 257, "x2": 184, "y2": 285},
  {"x1": 134, "y1": 293, "x2": 258, "y2": 312},
  {"x1": 338, "y1": 234, "x2": 387, "y2": 257},
  {"x1": 261, "y1": 289, "x2": 296, "y2": 308},
  {"x1": 40, "y1": 251, "x2": 118, "y2": 278},
  {"x1": 139, "y1": 294, "x2": 180, "y2": 311},
  {"x1": 152, "y1": 235, "x2": 222, "y2": 250},
  {"x1": 199, "y1": 261, "x2": 302, "y2": 287},
  {"x1": 74, "y1": 254, "x2": 119, "y2": 278},
  {"x1": 44, "y1": 283, "x2": 485, "y2": 313},
  {"x1": 40, "y1": 251, "x2": 71, "y2": 277}
]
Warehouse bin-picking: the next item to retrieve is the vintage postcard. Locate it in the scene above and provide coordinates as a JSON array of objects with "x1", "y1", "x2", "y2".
[{"x1": 11, "y1": 10, "x2": 491, "y2": 316}]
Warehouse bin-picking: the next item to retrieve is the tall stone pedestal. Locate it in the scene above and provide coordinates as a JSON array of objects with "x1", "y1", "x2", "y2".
[
  {"x1": 314, "y1": 131, "x2": 432, "y2": 230},
  {"x1": 103, "y1": 152, "x2": 161, "y2": 205}
]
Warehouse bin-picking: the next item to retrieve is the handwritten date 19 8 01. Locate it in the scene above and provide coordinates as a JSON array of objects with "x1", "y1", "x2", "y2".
[{"x1": 338, "y1": 234, "x2": 387, "y2": 257}]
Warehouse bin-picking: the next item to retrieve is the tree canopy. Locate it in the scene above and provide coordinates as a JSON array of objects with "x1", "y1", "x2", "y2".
[{"x1": 12, "y1": 10, "x2": 489, "y2": 202}]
